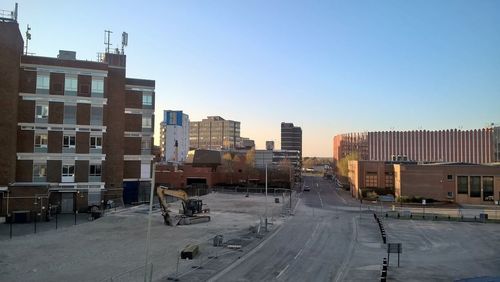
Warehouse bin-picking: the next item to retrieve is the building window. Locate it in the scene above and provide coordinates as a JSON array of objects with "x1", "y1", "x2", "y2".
[
  {"x1": 142, "y1": 116, "x2": 152, "y2": 128},
  {"x1": 33, "y1": 164, "x2": 47, "y2": 178},
  {"x1": 457, "y1": 176, "x2": 468, "y2": 194},
  {"x1": 483, "y1": 176, "x2": 494, "y2": 201},
  {"x1": 64, "y1": 76, "x2": 78, "y2": 95},
  {"x1": 143, "y1": 91, "x2": 153, "y2": 106},
  {"x1": 36, "y1": 74, "x2": 50, "y2": 90},
  {"x1": 447, "y1": 174, "x2": 453, "y2": 180},
  {"x1": 385, "y1": 173, "x2": 394, "y2": 188},
  {"x1": 89, "y1": 164, "x2": 102, "y2": 176},
  {"x1": 36, "y1": 105, "x2": 49, "y2": 119},
  {"x1": 365, "y1": 172, "x2": 378, "y2": 188},
  {"x1": 34, "y1": 133, "x2": 48, "y2": 148},
  {"x1": 91, "y1": 78, "x2": 104, "y2": 96},
  {"x1": 62, "y1": 165, "x2": 75, "y2": 177},
  {"x1": 470, "y1": 176, "x2": 481, "y2": 198},
  {"x1": 64, "y1": 105, "x2": 77, "y2": 124},
  {"x1": 90, "y1": 106, "x2": 103, "y2": 125},
  {"x1": 63, "y1": 135, "x2": 76, "y2": 148},
  {"x1": 447, "y1": 191, "x2": 454, "y2": 198},
  {"x1": 90, "y1": 136, "x2": 102, "y2": 149}
]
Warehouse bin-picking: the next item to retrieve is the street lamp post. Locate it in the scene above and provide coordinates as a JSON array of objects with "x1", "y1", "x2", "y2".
[
  {"x1": 144, "y1": 163, "x2": 156, "y2": 282},
  {"x1": 265, "y1": 163, "x2": 268, "y2": 232}
]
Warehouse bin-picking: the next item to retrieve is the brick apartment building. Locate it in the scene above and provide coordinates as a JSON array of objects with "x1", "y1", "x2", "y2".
[
  {"x1": 0, "y1": 17, "x2": 154, "y2": 216},
  {"x1": 334, "y1": 127, "x2": 500, "y2": 164}
]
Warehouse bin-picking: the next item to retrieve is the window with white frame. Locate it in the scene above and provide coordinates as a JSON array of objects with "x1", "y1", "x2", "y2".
[
  {"x1": 142, "y1": 91, "x2": 153, "y2": 106},
  {"x1": 91, "y1": 78, "x2": 104, "y2": 94},
  {"x1": 63, "y1": 135, "x2": 76, "y2": 148},
  {"x1": 33, "y1": 164, "x2": 47, "y2": 178},
  {"x1": 34, "y1": 133, "x2": 48, "y2": 148},
  {"x1": 36, "y1": 105, "x2": 49, "y2": 119},
  {"x1": 90, "y1": 136, "x2": 102, "y2": 149},
  {"x1": 89, "y1": 164, "x2": 102, "y2": 176},
  {"x1": 142, "y1": 116, "x2": 152, "y2": 128},
  {"x1": 62, "y1": 165, "x2": 75, "y2": 176},
  {"x1": 64, "y1": 76, "x2": 78, "y2": 94},
  {"x1": 36, "y1": 74, "x2": 50, "y2": 89}
]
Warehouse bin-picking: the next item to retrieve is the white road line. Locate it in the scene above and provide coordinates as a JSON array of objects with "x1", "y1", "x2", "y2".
[
  {"x1": 317, "y1": 191, "x2": 324, "y2": 208},
  {"x1": 294, "y1": 248, "x2": 303, "y2": 260},
  {"x1": 333, "y1": 216, "x2": 358, "y2": 282},
  {"x1": 276, "y1": 264, "x2": 289, "y2": 278},
  {"x1": 336, "y1": 189, "x2": 347, "y2": 205}
]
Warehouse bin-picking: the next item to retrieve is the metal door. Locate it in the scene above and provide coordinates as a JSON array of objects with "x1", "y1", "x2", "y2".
[{"x1": 61, "y1": 193, "x2": 74, "y2": 213}]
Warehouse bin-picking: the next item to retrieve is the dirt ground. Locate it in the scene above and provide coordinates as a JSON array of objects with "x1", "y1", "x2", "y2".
[{"x1": 0, "y1": 192, "x2": 286, "y2": 282}]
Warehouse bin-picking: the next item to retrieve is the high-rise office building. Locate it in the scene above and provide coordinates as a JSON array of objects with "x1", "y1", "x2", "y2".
[
  {"x1": 281, "y1": 122, "x2": 302, "y2": 161},
  {"x1": 189, "y1": 116, "x2": 241, "y2": 150},
  {"x1": 0, "y1": 15, "x2": 155, "y2": 214},
  {"x1": 160, "y1": 110, "x2": 189, "y2": 163}
]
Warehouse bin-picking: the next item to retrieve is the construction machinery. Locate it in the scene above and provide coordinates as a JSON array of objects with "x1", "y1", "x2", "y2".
[{"x1": 156, "y1": 186, "x2": 210, "y2": 226}]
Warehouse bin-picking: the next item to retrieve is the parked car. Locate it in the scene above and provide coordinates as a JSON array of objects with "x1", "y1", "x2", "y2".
[{"x1": 304, "y1": 185, "x2": 311, "y2": 191}]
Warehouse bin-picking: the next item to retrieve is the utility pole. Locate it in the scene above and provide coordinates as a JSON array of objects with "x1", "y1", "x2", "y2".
[
  {"x1": 265, "y1": 163, "x2": 268, "y2": 231},
  {"x1": 144, "y1": 163, "x2": 156, "y2": 282}
]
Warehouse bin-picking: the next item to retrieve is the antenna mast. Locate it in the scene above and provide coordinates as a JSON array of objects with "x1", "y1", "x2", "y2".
[
  {"x1": 25, "y1": 25, "x2": 31, "y2": 55},
  {"x1": 104, "y1": 30, "x2": 113, "y2": 53},
  {"x1": 121, "y1": 32, "x2": 128, "y2": 54}
]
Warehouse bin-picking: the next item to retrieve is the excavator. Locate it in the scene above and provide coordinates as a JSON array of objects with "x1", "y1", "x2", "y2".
[{"x1": 156, "y1": 186, "x2": 211, "y2": 226}]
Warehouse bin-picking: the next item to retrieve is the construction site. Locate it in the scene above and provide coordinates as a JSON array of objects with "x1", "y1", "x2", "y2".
[{"x1": 0, "y1": 190, "x2": 294, "y2": 282}]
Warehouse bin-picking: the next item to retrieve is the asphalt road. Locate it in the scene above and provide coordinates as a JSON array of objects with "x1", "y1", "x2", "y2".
[{"x1": 213, "y1": 175, "x2": 362, "y2": 282}]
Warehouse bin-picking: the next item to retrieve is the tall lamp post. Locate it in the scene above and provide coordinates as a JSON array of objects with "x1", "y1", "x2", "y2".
[
  {"x1": 265, "y1": 163, "x2": 268, "y2": 231},
  {"x1": 144, "y1": 163, "x2": 156, "y2": 282}
]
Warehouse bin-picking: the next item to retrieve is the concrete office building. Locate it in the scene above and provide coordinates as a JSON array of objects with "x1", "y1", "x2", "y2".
[
  {"x1": 189, "y1": 116, "x2": 241, "y2": 150},
  {"x1": 0, "y1": 14, "x2": 155, "y2": 216},
  {"x1": 334, "y1": 126, "x2": 499, "y2": 164},
  {"x1": 281, "y1": 122, "x2": 302, "y2": 164},
  {"x1": 160, "y1": 110, "x2": 189, "y2": 163}
]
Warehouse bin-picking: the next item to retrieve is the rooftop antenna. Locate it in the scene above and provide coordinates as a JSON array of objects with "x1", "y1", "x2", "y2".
[
  {"x1": 14, "y1": 3, "x2": 18, "y2": 22},
  {"x1": 121, "y1": 32, "x2": 128, "y2": 54},
  {"x1": 104, "y1": 30, "x2": 113, "y2": 53},
  {"x1": 25, "y1": 24, "x2": 31, "y2": 55}
]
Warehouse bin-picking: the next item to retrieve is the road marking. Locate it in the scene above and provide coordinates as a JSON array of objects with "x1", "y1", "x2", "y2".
[
  {"x1": 333, "y1": 216, "x2": 358, "y2": 282},
  {"x1": 335, "y1": 189, "x2": 347, "y2": 205},
  {"x1": 294, "y1": 248, "x2": 303, "y2": 260},
  {"x1": 276, "y1": 264, "x2": 289, "y2": 278},
  {"x1": 317, "y1": 191, "x2": 324, "y2": 208},
  {"x1": 207, "y1": 223, "x2": 285, "y2": 282}
]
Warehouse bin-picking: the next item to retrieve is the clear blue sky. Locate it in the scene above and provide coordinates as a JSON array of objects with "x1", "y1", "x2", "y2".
[{"x1": 6, "y1": 0, "x2": 500, "y2": 157}]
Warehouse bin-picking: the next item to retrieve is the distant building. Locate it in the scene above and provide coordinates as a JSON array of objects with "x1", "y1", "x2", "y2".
[
  {"x1": 266, "y1": 141, "x2": 275, "y2": 151},
  {"x1": 189, "y1": 116, "x2": 241, "y2": 150},
  {"x1": 240, "y1": 137, "x2": 255, "y2": 150},
  {"x1": 333, "y1": 127, "x2": 499, "y2": 164},
  {"x1": 0, "y1": 15, "x2": 155, "y2": 215},
  {"x1": 160, "y1": 110, "x2": 189, "y2": 163},
  {"x1": 281, "y1": 122, "x2": 302, "y2": 164}
]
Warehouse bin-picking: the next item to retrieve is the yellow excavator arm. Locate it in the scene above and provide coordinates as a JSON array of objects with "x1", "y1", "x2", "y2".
[
  {"x1": 157, "y1": 186, "x2": 189, "y2": 202},
  {"x1": 155, "y1": 186, "x2": 210, "y2": 226}
]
